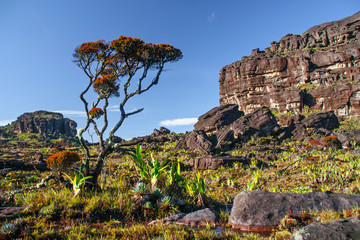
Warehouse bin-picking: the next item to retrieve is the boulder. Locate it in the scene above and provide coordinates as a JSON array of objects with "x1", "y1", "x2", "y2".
[
  {"x1": 152, "y1": 127, "x2": 171, "y2": 137},
  {"x1": 230, "y1": 107, "x2": 279, "y2": 142},
  {"x1": 174, "y1": 130, "x2": 214, "y2": 154},
  {"x1": 149, "y1": 208, "x2": 220, "y2": 227},
  {"x1": 336, "y1": 130, "x2": 360, "y2": 148},
  {"x1": 214, "y1": 129, "x2": 235, "y2": 149},
  {"x1": 301, "y1": 111, "x2": 339, "y2": 130},
  {"x1": 194, "y1": 104, "x2": 244, "y2": 134},
  {"x1": 291, "y1": 215, "x2": 360, "y2": 240},
  {"x1": 229, "y1": 191, "x2": 360, "y2": 232},
  {"x1": 284, "y1": 111, "x2": 339, "y2": 141}
]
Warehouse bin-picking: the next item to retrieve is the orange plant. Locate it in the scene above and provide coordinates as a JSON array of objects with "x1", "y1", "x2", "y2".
[
  {"x1": 88, "y1": 107, "x2": 104, "y2": 119},
  {"x1": 46, "y1": 150, "x2": 80, "y2": 172}
]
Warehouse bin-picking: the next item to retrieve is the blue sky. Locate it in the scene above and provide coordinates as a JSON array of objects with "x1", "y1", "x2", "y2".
[{"x1": 1, "y1": 0, "x2": 359, "y2": 140}]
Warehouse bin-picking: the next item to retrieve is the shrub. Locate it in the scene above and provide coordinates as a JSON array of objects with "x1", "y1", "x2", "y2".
[{"x1": 46, "y1": 150, "x2": 80, "y2": 172}]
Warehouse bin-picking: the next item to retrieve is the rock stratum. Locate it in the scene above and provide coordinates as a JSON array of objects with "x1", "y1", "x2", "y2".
[
  {"x1": 11, "y1": 111, "x2": 77, "y2": 138},
  {"x1": 219, "y1": 11, "x2": 360, "y2": 117}
]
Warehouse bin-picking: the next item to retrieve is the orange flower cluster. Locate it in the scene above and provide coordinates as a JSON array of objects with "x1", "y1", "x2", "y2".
[
  {"x1": 46, "y1": 150, "x2": 80, "y2": 172},
  {"x1": 110, "y1": 36, "x2": 183, "y2": 65},
  {"x1": 110, "y1": 36, "x2": 145, "y2": 58},
  {"x1": 93, "y1": 72, "x2": 119, "y2": 97},
  {"x1": 77, "y1": 40, "x2": 107, "y2": 55},
  {"x1": 88, "y1": 107, "x2": 104, "y2": 119}
]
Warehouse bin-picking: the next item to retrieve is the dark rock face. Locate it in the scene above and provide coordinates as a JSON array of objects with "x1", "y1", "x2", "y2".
[
  {"x1": 229, "y1": 190, "x2": 360, "y2": 232},
  {"x1": 291, "y1": 215, "x2": 360, "y2": 240},
  {"x1": 194, "y1": 104, "x2": 244, "y2": 134},
  {"x1": 12, "y1": 111, "x2": 77, "y2": 138},
  {"x1": 219, "y1": 11, "x2": 360, "y2": 117}
]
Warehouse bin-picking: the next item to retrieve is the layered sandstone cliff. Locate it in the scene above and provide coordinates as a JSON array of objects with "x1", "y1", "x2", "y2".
[
  {"x1": 219, "y1": 11, "x2": 360, "y2": 117},
  {"x1": 12, "y1": 111, "x2": 77, "y2": 138}
]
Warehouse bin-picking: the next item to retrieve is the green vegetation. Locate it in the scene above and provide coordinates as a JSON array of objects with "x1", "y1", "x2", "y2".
[{"x1": 1, "y1": 116, "x2": 360, "y2": 239}]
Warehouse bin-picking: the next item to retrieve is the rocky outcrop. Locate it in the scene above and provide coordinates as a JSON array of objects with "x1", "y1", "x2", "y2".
[
  {"x1": 194, "y1": 104, "x2": 244, "y2": 134},
  {"x1": 114, "y1": 127, "x2": 176, "y2": 149},
  {"x1": 174, "y1": 130, "x2": 214, "y2": 154},
  {"x1": 12, "y1": 111, "x2": 77, "y2": 138},
  {"x1": 281, "y1": 111, "x2": 339, "y2": 141},
  {"x1": 229, "y1": 191, "x2": 360, "y2": 232},
  {"x1": 184, "y1": 154, "x2": 269, "y2": 170},
  {"x1": 185, "y1": 154, "x2": 249, "y2": 170},
  {"x1": 291, "y1": 215, "x2": 360, "y2": 240},
  {"x1": 219, "y1": 11, "x2": 360, "y2": 118},
  {"x1": 230, "y1": 107, "x2": 279, "y2": 141}
]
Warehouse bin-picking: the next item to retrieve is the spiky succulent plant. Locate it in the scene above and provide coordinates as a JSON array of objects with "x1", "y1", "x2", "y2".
[{"x1": 132, "y1": 182, "x2": 150, "y2": 205}]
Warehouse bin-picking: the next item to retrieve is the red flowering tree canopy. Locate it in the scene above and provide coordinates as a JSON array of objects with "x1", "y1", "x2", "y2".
[{"x1": 73, "y1": 36, "x2": 183, "y2": 99}]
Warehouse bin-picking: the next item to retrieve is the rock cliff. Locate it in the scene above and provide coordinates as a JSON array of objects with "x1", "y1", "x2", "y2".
[
  {"x1": 219, "y1": 11, "x2": 360, "y2": 117},
  {"x1": 12, "y1": 111, "x2": 77, "y2": 138}
]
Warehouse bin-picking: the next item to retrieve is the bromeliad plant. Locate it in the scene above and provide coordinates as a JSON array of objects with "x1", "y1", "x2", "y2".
[
  {"x1": 129, "y1": 144, "x2": 169, "y2": 190},
  {"x1": 63, "y1": 171, "x2": 93, "y2": 197},
  {"x1": 129, "y1": 145, "x2": 151, "y2": 181},
  {"x1": 186, "y1": 172, "x2": 206, "y2": 207},
  {"x1": 73, "y1": 36, "x2": 182, "y2": 190},
  {"x1": 166, "y1": 160, "x2": 183, "y2": 188}
]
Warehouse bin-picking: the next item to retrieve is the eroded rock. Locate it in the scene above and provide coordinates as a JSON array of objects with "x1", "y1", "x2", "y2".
[
  {"x1": 230, "y1": 107, "x2": 279, "y2": 142},
  {"x1": 194, "y1": 104, "x2": 244, "y2": 134},
  {"x1": 12, "y1": 111, "x2": 77, "y2": 138},
  {"x1": 174, "y1": 130, "x2": 214, "y2": 154},
  {"x1": 229, "y1": 191, "x2": 360, "y2": 232}
]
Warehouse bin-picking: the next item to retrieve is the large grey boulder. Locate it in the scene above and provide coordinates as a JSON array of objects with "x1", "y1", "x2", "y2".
[
  {"x1": 291, "y1": 215, "x2": 360, "y2": 240},
  {"x1": 229, "y1": 191, "x2": 360, "y2": 231}
]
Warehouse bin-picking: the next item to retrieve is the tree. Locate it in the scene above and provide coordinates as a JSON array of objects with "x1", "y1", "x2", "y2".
[{"x1": 73, "y1": 36, "x2": 182, "y2": 190}]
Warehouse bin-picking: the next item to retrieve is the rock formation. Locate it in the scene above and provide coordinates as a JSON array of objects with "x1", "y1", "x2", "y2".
[
  {"x1": 219, "y1": 11, "x2": 360, "y2": 118},
  {"x1": 229, "y1": 190, "x2": 360, "y2": 232},
  {"x1": 291, "y1": 215, "x2": 360, "y2": 240},
  {"x1": 11, "y1": 111, "x2": 77, "y2": 138}
]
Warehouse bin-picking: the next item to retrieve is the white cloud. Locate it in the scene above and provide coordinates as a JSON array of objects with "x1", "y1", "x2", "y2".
[
  {"x1": 54, "y1": 110, "x2": 86, "y2": 117},
  {"x1": 0, "y1": 119, "x2": 14, "y2": 126},
  {"x1": 160, "y1": 118, "x2": 198, "y2": 127},
  {"x1": 207, "y1": 12, "x2": 215, "y2": 23},
  {"x1": 108, "y1": 105, "x2": 120, "y2": 112}
]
